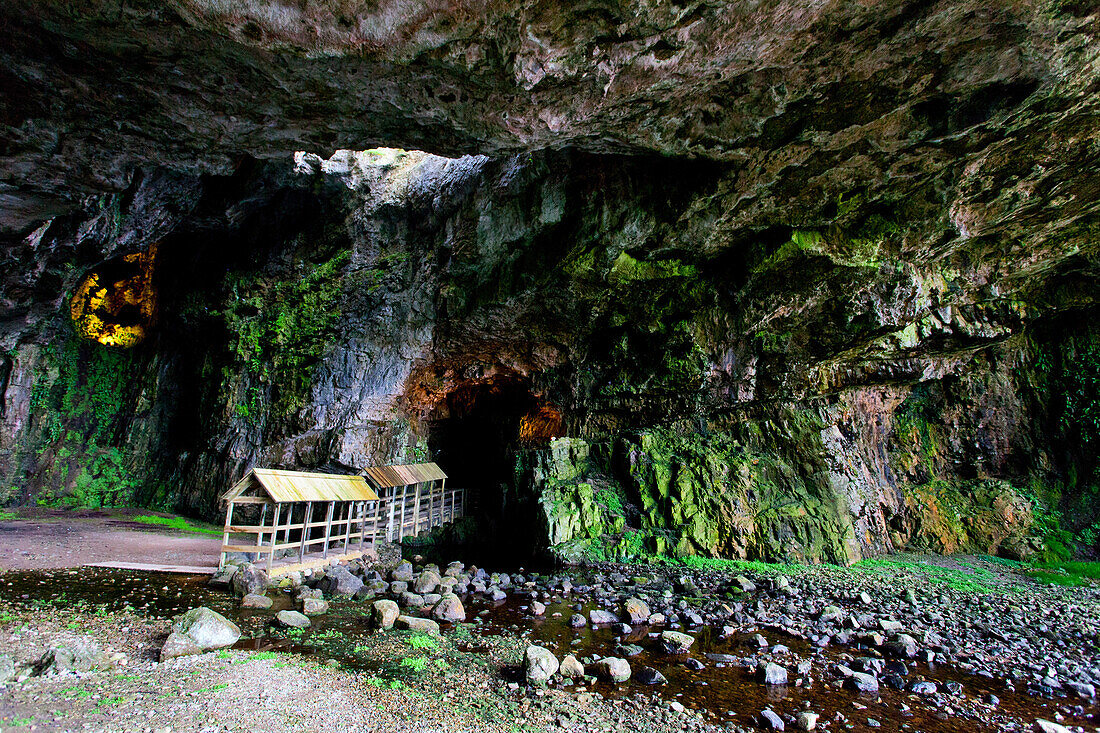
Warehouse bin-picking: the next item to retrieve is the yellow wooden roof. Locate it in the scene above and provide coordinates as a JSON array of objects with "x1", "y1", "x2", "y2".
[
  {"x1": 223, "y1": 468, "x2": 380, "y2": 503},
  {"x1": 362, "y1": 462, "x2": 447, "y2": 489}
]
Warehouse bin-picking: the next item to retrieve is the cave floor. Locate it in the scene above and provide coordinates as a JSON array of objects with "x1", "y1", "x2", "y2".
[{"x1": 0, "y1": 509, "x2": 221, "y2": 571}]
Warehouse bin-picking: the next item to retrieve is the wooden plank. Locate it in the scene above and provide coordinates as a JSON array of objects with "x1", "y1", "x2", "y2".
[
  {"x1": 413, "y1": 483, "x2": 422, "y2": 535},
  {"x1": 229, "y1": 496, "x2": 273, "y2": 505},
  {"x1": 221, "y1": 543, "x2": 272, "y2": 553},
  {"x1": 220, "y1": 501, "x2": 235, "y2": 570},
  {"x1": 228, "y1": 523, "x2": 306, "y2": 533},
  {"x1": 86, "y1": 562, "x2": 216, "y2": 575}
]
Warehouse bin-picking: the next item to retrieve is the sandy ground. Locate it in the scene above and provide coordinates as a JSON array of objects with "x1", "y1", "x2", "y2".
[{"x1": 0, "y1": 510, "x2": 221, "y2": 571}]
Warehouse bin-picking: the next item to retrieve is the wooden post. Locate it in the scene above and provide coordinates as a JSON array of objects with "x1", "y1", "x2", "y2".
[
  {"x1": 413, "y1": 482, "x2": 422, "y2": 535},
  {"x1": 398, "y1": 486, "x2": 407, "y2": 540},
  {"x1": 387, "y1": 490, "x2": 396, "y2": 542},
  {"x1": 299, "y1": 502, "x2": 313, "y2": 562},
  {"x1": 358, "y1": 501, "x2": 368, "y2": 550},
  {"x1": 267, "y1": 503, "x2": 282, "y2": 573},
  {"x1": 322, "y1": 501, "x2": 335, "y2": 558},
  {"x1": 256, "y1": 503, "x2": 268, "y2": 563},
  {"x1": 440, "y1": 478, "x2": 447, "y2": 523},
  {"x1": 220, "y1": 501, "x2": 235, "y2": 570},
  {"x1": 283, "y1": 503, "x2": 294, "y2": 547},
  {"x1": 343, "y1": 502, "x2": 354, "y2": 554}
]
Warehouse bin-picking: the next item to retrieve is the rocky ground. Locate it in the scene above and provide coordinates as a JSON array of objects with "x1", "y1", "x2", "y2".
[{"x1": 0, "y1": 543, "x2": 1098, "y2": 733}]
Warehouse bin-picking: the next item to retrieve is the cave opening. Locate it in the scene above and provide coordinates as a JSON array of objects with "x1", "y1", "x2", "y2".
[{"x1": 426, "y1": 374, "x2": 563, "y2": 561}]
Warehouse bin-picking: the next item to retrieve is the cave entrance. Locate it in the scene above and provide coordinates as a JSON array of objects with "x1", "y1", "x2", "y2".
[{"x1": 426, "y1": 374, "x2": 562, "y2": 562}]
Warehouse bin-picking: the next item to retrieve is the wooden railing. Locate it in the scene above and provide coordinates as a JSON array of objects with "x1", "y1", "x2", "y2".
[{"x1": 380, "y1": 483, "x2": 466, "y2": 542}]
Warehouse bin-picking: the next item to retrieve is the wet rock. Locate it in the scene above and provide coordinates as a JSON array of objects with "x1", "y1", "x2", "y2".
[
  {"x1": 530, "y1": 601, "x2": 546, "y2": 616},
  {"x1": 622, "y1": 597, "x2": 650, "y2": 624},
  {"x1": 615, "y1": 643, "x2": 643, "y2": 657},
  {"x1": 318, "y1": 565, "x2": 364, "y2": 598},
  {"x1": 884, "y1": 633, "x2": 918, "y2": 658},
  {"x1": 660, "y1": 630, "x2": 695, "y2": 654},
  {"x1": 371, "y1": 599, "x2": 400, "y2": 629},
  {"x1": 431, "y1": 593, "x2": 466, "y2": 623},
  {"x1": 591, "y1": 657, "x2": 631, "y2": 682},
  {"x1": 648, "y1": 613, "x2": 666, "y2": 625},
  {"x1": 230, "y1": 563, "x2": 269, "y2": 597},
  {"x1": 684, "y1": 658, "x2": 705, "y2": 670},
  {"x1": 846, "y1": 672, "x2": 880, "y2": 694},
  {"x1": 760, "y1": 708, "x2": 785, "y2": 731},
  {"x1": 589, "y1": 609, "x2": 618, "y2": 624},
  {"x1": 395, "y1": 616, "x2": 440, "y2": 634},
  {"x1": 909, "y1": 680, "x2": 937, "y2": 695},
  {"x1": 797, "y1": 712, "x2": 819, "y2": 731},
  {"x1": 560, "y1": 654, "x2": 585, "y2": 679},
  {"x1": 635, "y1": 666, "x2": 668, "y2": 685},
  {"x1": 414, "y1": 570, "x2": 441, "y2": 594},
  {"x1": 487, "y1": 586, "x2": 507, "y2": 602},
  {"x1": 207, "y1": 565, "x2": 238, "y2": 590},
  {"x1": 569, "y1": 614, "x2": 587, "y2": 628},
  {"x1": 762, "y1": 662, "x2": 788, "y2": 685},
  {"x1": 1034, "y1": 721, "x2": 1072, "y2": 733},
  {"x1": 172, "y1": 608, "x2": 241, "y2": 650},
  {"x1": 275, "y1": 610, "x2": 311, "y2": 629},
  {"x1": 240, "y1": 593, "x2": 272, "y2": 609},
  {"x1": 525, "y1": 645, "x2": 559, "y2": 685}
]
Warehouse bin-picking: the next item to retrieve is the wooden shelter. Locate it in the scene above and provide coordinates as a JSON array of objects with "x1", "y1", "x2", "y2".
[
  {"x1": 219, "y1": 468, "x2": 383, "y2": 575},
  {"x1": 361, "y1": 462, "x2": 465, "y2": 542}
]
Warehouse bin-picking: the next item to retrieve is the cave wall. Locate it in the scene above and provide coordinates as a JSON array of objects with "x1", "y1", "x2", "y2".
[{"x1": 1, "y1": 145, "x2": 1098, "y2": 563}]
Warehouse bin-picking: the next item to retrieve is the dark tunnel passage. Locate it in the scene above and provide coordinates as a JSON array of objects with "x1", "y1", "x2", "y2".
[{"x1": 426, "y1": 374, "x2": 563, "y2": 561}]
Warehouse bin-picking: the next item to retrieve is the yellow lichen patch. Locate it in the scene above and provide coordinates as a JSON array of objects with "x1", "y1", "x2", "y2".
[{"x1": 70, "y1": 244, "x2": 158, "y2": 348}]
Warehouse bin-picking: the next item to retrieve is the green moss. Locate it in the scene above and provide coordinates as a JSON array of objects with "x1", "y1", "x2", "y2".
[
  {"x1": 128, "y1": 513, "x2": 222, "y2": 536},
  {"x1": 608, "y1": 252, "x2": 697, "y2": 284}
]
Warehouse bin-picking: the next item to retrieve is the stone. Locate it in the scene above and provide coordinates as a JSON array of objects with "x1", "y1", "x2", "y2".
[
  {"x1": 390, "y1": 562, "x2": 414, "y2": 582},
  {"x1": 207, "y1": 565, "x2": 238, "y2": 589},
  {"x1": 395, "y1": 616, "x2": 440, "y2": 634},
  {"x1": 797, "y1": 712, "x2": 819, "y2": 731},
  {"x1": 371, "y1": 599, "x2": 400, "y2": 629},
  {"x1": 909, "y1": 681, "x2": 937, "y2": 695},
  {"x1": 846, "y1": 672, "x2": 880, "y2": 694},
  {"x1": 1034, "y1": 721, "x2": 1072, "y2": 733},
  {"x1": 160, "y1": 632, "x2": 203, "y2": 661},
  {"x1": 760, "y1": 709, "x2": 785, "y2": 731},
  {"x1": 171, "y1": 608, "x2": 241, "y2": 650},
  {"x1": 589, "y1": 609, "x2": 618, "y2": 624},
  {"x1": 319, "y1": 565, "x2": 364, "y2": 598},
  {"x1": 559, "y1": 654, "x2": 585, "y2": 678},
  {"x1": 569, "y1": 614, "x2": 587, "y2": 628},
  {"x1": 621, "y1": 597, "x2": 650, "y2": 624},
  {"x1": 37, "y1": 636, "x2": 109, "y2": 674},
  {"x1": 885, "y1": 633, "x2": 918, "y2": 658},
  {"x1": 660, "y1": 630, "x2": 695, "y2": 654},
  {"x1": 530, "y1": 601, "x2": 546, "y2": 616},
  {"x1": 275, "y1": 610, "x2": 311, "y2": 628},
  {"x1": 389, "y1": 580, "x2": 409, "y2": 595},
  {"x1": 590, "y1": 657, "x2": 631, "y2": 683},
  {"x1": 399, "y1": 591, "x2": 426, "y2": 608},
  {"x1": 634, "y1": 666, "x2": 667, "y2": 685},
  {"x1": 240, "y1": 593, "x2": 272, "y2": 609},
  {"x1": 301, "y1": 597, "x2": 329, "y2": 615},
  {"x1": 525, "y1": 645, "x2": 559, "y2": 685},
  {"x1": 414, "y1": 570, "x2": 441, "y2": 594},
  {"x1": 230, "y1": 563, "x2": 269, "y2": 597},
  {"x1": 431, "y1": 593, "x2": 466, "y2": 623},
  {"x1": 762, "y1": 662, "x2": 788, "y2": 685}
]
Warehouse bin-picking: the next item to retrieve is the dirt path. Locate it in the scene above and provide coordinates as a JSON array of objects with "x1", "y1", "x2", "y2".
[{"x1": 0, "y1": 510, "x2": 221, "y2": 571}]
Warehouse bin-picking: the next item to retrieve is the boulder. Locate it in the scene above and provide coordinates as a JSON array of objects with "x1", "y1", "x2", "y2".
[
  {"x1": 390, "y1": 562, "x2": 414, "y2": 582},
  {"x1": 171, "y1": 608, "x2": 241, "y2": 650},
  {"x1": 1034, "y1": 721, "x2": 1072, "y2": 733},
  {"x1": 530, "y1": 601, "x2": 546, "y2": 616},
  {"x1": 846, "y1": 672, "x2": 879, "y2": 694},
  {"x1": 38, "y1": 636, "x2": 109, "y2": 673},
  {"x1": 760, "y1": 708, "x2": 785, "y2": 731},
  {"x1": 395, "y1": 616, "x2": 440, "y2": 634},
  {"x1": 318, "y1": 565, "x2": 364, "y2": 598},
  {"x1": 301, "y1": 597, "x2": 329, "y2": 615},
  {"x1": 371, "y1": 600, "x2": 400, "y2": 629},
  {"x1": 275, "y1": 610, "x2": 311, "y2": 628},
  {"x1": 660, "y1": 630, "x2": 695, "y2": 654},
  {"x1": 635, "y1": 666, "x2": 668, "y2": 685},
  {"x1": 230, "y1": 563, "x2": 268, "y2": 597},
  {"x1": 431, "y1": 594, "x2": 466, "y2": 623},
  {"x1": 414, "y1": 570, "x2": 441, "y2": 594},
  {"x1": 399, "y1": 591, "x2": 426, "y2": 608},
  {"x1": 240, "y1": 594, "x2": 272, "y2": 609},
  {"x1": 621, "y1": 597, "x2": 650, "y2": 625},
  {"x1": 525, "y1": 645, "x2": 559, "y2": 685},
  {"x1": 589, "y1": 609, "x2": 618, "y2": 624},
  {"x1": 559, "y1": 654, "x2": 585, "y2": 678},
  {"x1": 160, "y1": 632, "x2": 203, "y2": 661},
  {"x1": 591, "y1": 657, "x2": 631, "y2": 683},
  {"x1": 762, "y1": 663, "x2": 788, "y2": 685}
]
